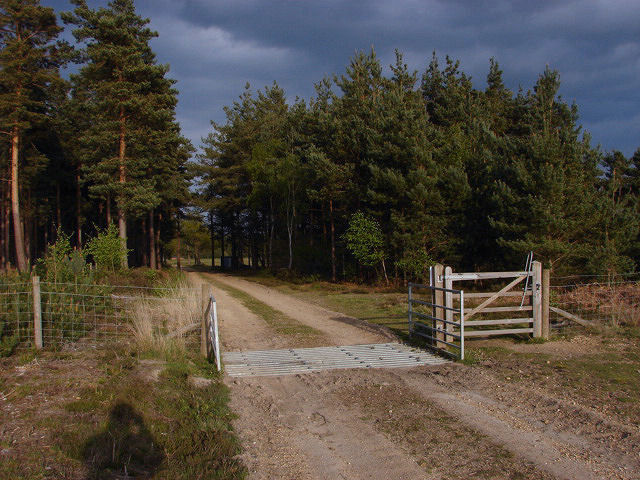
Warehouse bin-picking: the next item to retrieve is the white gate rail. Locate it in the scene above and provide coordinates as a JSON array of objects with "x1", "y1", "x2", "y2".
[{"x1": 205, "y1": 295, "x2": 221, "y2": 371}]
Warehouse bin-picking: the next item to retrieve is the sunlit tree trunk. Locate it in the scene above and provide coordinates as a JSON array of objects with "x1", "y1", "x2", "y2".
[
  {"x1": 118, "y1": 109, "x2": 128, "y2": 268},
  {"x1": 10, "y1": 128, "x2": 27, "y2": 272}
]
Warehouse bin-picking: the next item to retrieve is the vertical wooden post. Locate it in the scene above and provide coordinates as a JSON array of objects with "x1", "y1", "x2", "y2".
[
  {"x1": 542, "y1": 268, "x2": 550, "y2": 339},
  {"x1": 433, "y1": 264, "x2": 444, "y2": 347},
  {"x1": 444, "y1": 266, "x2": 453, "y2": 343},
  {"x1": 532, "y1": 261, "x2": 542, "y2": 338},
  {"x1": 32, "y1": 276, "x2": 42, "y2": 349},
  {"x1": 201, "y1": 283, "x2": 211, "y2": 357}
]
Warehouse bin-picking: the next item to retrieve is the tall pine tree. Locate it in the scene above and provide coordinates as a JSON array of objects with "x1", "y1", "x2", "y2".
[{"x1": 0, "y1": 0, "x2": 69, "y2": 271}]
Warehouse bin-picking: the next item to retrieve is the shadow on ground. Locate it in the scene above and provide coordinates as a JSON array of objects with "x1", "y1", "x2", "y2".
[{"x1": 82, "y1": 402, "x2": 164, "y2": 479}]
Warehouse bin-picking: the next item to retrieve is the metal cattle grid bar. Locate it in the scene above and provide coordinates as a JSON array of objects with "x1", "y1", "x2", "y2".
[{"x1": 223, "y1": 342, "x2": 449, "y2": 377}]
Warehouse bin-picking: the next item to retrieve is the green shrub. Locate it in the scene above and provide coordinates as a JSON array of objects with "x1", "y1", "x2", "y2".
[
  {"x1": 36, "y1": 229, "x2": 90, "y2": 283},
  {"x1": 86, "y1": 224, "x2": 129, "y2": 273}
]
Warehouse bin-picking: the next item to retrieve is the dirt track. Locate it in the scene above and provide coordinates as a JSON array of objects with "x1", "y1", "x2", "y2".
[{"x1": 199, "y1": 272, "x2": 640, "y2": 480}]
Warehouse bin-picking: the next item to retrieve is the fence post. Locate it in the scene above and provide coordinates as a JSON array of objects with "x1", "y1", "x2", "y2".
[
  {"x1": 32, "y1": 276, "x2": 42, "y2": 349},
  {"x1": 201, "y1": 283, "x2": 211, "y2": 357},
  {"x1": 542, "y1": 268, "x2": 550, "y2": 339},
  {"x1": 433, "y1": 264, "x2": 444, "y2": 347},
  {"x1": 532, "y1": 261, "x2": 542, "y2": 337},
  {"x1": 444, "y1": 266, "x2": 453, "y2": 343}
]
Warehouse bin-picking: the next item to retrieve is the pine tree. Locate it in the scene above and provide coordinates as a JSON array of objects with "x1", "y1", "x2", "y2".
[
  {"x1": 0, "y1": 0, "x2": 69, "y2": 271},
  {"x1": 491, "y1": 67, "x2": 601, "y2": 271},
  {"x1": 195, "y1": 84, "x2": 256, "y2": 269},
  {"x1": 589, "y1": 150, "x2": 638, "y2": 273},
  {"x1": 420, "y1": 53, "x2": 472, "y2": 264},
  {"x1": 64, "y1": 0, "x2": 182, "y2": 267}
]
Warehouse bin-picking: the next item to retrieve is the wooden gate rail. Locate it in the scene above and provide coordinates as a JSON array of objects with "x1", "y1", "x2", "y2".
[
  {"x1": 434, "y1": 262, "x2": 544, "y2": 340},
  {"x1": 409, "y1": 263, "x2": 551, "y2": 358}
]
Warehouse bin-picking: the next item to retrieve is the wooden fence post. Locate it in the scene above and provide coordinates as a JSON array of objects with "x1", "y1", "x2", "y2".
[
  {"x1": 444, "y1": 266, "x2": 453, "y2": 343},
  {"x1": 32, "y1": 276, "x2": 42, "y2": 349},
  {"x1": 542, "y1": 268, "x2": 550, "y2": 339},
  {"x1": 201, "y1": 283, "x2": 211, "y2": 357},
  {"x1": 433, "y1": 264, "x2": 444, "y2": 347},
  {"x1": 532, "y1": 261, "x2": 542, "y2": 337}
]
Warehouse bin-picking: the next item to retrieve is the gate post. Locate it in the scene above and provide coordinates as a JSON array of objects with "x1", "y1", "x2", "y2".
[
  {"x1": 432, "y1": 264, "x2": 444, "y2": 347},
  {"x1": 444, "y1": 266, "x2": 453, "y2": 343},
  {"x1": 542, "y1": 268, "x2": 550, "y2": 339},
  {"x1": 32, "y1": 276, "x2": 42, "y2": 349},
  {"x1": 532, "y1": 261, "x2": 542, "y2": 338}
]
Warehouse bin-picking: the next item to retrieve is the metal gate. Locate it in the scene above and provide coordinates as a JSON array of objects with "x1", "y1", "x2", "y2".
[{"x1": 408, "y1": 282, "x2": 465, "y2": 360}]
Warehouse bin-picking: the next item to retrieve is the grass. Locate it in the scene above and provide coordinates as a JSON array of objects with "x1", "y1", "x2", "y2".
[
  {"x1": 127, "y1": 279, "x2": 201, "y2": 358},
  {"x1": 0, "y1": 347, "x2": 246, "y2": 480},
  {"x1": 202, "y1": 273, "x2": 324, "y2": 339}
]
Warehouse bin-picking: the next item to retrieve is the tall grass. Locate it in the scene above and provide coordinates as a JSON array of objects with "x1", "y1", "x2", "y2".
[{"x1": 127, "y1": 280, "x2": 201, "y2": 356}]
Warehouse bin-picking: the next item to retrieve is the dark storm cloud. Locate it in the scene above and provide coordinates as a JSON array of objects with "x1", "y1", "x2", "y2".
[{"x1": 49, "y1": 0, "x2": 639, "y2": 155}]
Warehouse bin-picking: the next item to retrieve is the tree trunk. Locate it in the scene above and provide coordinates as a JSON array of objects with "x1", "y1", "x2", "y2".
[
  {"x1": 154, "y1": 212, "x2": 161, "y2": 268},
  {"x1": 141, "y1": 217, "x2": 148, "y2": 267},
  {"x1": 381, "y1": 257, "x2": 389, "y2": 286},
  {"x1": 76, "y1": 166, "x2": 82, "y2": 248},
  {"x1": 118, "y1": 109, "x2": 128, "y2": 268},
  {"x1": 56, "y1": 181, "x2": 61, "y2": 230},
  {"x1": 4, "y1": 170, "x2": 9, "y2": 270},
  {"x1": 231, "y1": 217, "x2": 238, "y2": 269},
  {"x1": 330, "y1": 199, "x2": 336, "y2": 282},
  {"x1": 106, "y1": 195, "x2": 111, "y2": 226},
  {"x1": 220, "y1": 216, "x2": 225, "y2": 270},
  {"x1": 0, "y1": 181, "x2": 5, "y2": 270},
  {"x1": 1, "y1": 174, "x2": 7, "y2": 270},
  {"x1": 10, "y1": 128, "x2": 27, "y2": 273},
  {"x1": 268, "y1": 197, "x2": 274, "y2": 269},
  {"x1": 287, "y1": 223, "x2": 293, "y2": 270},
  {"x1": 25, "y1": 189, "x2": 31, "y2": 262},
  {"x1": 176, "y1": 226, "x2": 182, "y2": 270},
  {"x1": 209, "y1": 211, "x2": 215, "y2": 270},
  {"x1": 149, "y1": 210, "x2": 157, "y2": 269}
]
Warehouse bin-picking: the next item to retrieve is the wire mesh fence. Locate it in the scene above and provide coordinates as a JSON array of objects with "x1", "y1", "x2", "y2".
[
  {"x1": 550, "y1": 274, "x2": 640, "y2": 335},
  {"x1": 0, "y1": 278, "x2": 201, "y2": 350},
  {"x1": 0, "y1": 281, "x2": 33, "y2": 349}
]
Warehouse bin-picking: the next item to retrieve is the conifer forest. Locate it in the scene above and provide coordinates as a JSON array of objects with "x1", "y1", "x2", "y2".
[{"x1": 2, "y1": 0, "x2": 639, "y2": 283}]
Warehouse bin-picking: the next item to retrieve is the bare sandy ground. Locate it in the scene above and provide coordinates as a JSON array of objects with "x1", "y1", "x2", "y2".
[{"x1": 197, "y1": 272, "x2": 640, "y2": 480}]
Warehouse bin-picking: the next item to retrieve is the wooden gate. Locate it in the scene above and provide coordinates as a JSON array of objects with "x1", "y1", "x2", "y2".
[
  {"x1": 433, "y1": 262, "x2": 543, "y2": 339},
  {"x1": 408, "y1": 262, "x2": 547, "y2": 359}
]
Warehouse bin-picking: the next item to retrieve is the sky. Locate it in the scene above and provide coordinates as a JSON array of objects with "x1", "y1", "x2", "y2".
[{"x1": 49, "y1": 0, "x2": 640, "y2": 157}]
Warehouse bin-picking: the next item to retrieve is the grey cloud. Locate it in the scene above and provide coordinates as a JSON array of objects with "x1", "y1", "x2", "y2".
[{"x1": 48, "y1": 0, "x2": 639, "y2": 156}]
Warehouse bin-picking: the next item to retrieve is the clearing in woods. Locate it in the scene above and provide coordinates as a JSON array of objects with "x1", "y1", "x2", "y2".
[{"x1": 197, "y1": 272, "x2": 640, "y2": 480}]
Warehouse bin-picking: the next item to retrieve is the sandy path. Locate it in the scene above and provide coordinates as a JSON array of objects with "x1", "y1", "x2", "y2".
[
  {"x1": 206, "y1": 273, "x2": 392, "y2": 346},
  {"x1": 195, "y1": 272, "x2": 427, "y2": 479},
  {"x1": 198, "y1": 273, "x2": 638, "y2": 480}
]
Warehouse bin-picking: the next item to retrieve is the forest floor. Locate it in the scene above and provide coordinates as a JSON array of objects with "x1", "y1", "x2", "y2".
[{"x1": 197, "y1": 270, "x2": 640, "y2": 480}]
